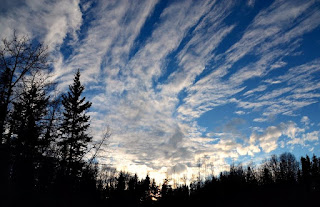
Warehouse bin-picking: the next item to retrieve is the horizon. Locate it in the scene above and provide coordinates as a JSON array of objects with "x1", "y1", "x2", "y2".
[{"x1": 1, "y1": 0, "x2": 320, "y2": 184}]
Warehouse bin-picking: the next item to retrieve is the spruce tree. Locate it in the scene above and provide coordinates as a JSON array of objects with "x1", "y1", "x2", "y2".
[
  {"x1": 59, "y1": 69, "x2": 92, "y2": 176},
  {"x1": 10, "y1": 76, "x2": 49, "y2": 196},
  {"x1": 0, "y1": 34, "x2": 48, "y2": 201}
]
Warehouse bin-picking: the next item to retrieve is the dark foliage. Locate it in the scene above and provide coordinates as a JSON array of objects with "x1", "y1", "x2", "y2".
[{"x1": 58, "y1": 69, "x2": 92, "y2": 182}]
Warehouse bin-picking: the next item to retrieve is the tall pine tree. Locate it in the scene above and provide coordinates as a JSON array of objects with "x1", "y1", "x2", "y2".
[
  {"x1": 59, "y1": 69, "x2": 92, "y2": 177},
  {"x1": 9, "y1": 74, "x2": 49, "y2": 197},
  {"x1": 0, "y1": 34, "x2": 48, "y2": 201}
]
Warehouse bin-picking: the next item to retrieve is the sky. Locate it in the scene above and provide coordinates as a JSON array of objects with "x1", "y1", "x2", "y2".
[{"x1": 1, "y1": 0, "x2": 320, "y2": 183}]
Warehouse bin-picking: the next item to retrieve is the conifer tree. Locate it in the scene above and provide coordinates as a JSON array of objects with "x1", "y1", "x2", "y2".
[
  {"x1": 59, "y1": 69, "x2": 92, "y2": 176},
  {"x1": 10, "y1": 74, "x2": 49, "y2": 195},
  {"x1": 116, "y1": 172, "x2": 126, "y2": 192},
  {"x1": 0, "y1": 33, "x2": 48, "y2": 202}
]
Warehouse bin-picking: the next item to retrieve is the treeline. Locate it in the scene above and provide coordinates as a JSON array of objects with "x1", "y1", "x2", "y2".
[
  {"x1": 98, "y1": 153, "x2": 320, "y2": 207},
  {"x1": 1, "y1": 35, "x2": 320, "y2": 207},
  {"x1": 186, "y1": 153, "x2": 320, "y2": 207}
]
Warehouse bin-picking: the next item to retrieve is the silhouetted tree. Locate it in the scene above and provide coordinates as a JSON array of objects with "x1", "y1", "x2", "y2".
[
  {"x1": 129, "y1": 173, "x2": 139, "y2": 193},
  {"x1": 260, "y1": 164, "x2": 273, "y2": 186},
  {"x1": 150, "y1": 178, "x2": 159, "y2": 200},
  {"x1": 0, "y1": 34, "x2": 48, "y2": 201},
  {"x1": 41, "y1": 94, "x2": 61, "y2": 155},
  {"x1": 160, "y1": 178, "x2": 170, "y2": 200},
  {"x1": 301, "y1": 155, "x2": 312, "y2": 190},
  {"x1": 279, "y1": 152, "x2": 298, "y2": 184},
  {"x1": 310, "y1": 155, "x2": 320, "y2": 191},
  {"x1": 268, "y1": 155, "x2": 280, "y2": 182},
  {"x1": 142, "y1": 174, "x2": 151, "y2": 201},
  {"x1": 116, "y1": 171, "x2": 126, "y2": 192},
  {"x1": 246, "y1": 165, "x2": 258, "y2": 186},
  {"x1": 59, "y1": 69, "x2": 92, "y2": 179},
  {"x1": 7, "y1": 73, "x2": 50, "y2": 203}
]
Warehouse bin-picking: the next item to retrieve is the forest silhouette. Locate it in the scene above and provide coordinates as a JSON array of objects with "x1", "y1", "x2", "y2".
[{"x1": 1, "y1": 35, "x2": 320, "y2": 207}]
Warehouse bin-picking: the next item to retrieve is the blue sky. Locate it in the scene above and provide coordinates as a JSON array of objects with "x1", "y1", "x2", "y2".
[{"x1": 1, "y1": 0, "x2": 320, "y2": 182}]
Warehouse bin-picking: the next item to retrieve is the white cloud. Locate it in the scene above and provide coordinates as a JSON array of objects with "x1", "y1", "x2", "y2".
[
  {"x1": 258, "y1": 87, "x2": 293, "y2": 101},
  {"x1": 288, "y1": 131, "x2": 319, "y2": 146},
  {"x1": 235, "y1": 111, "x2": 246, "y2": 115},
  {"x1": 301, "y1": 116, "x2": 310, "y2": 126},
  {"x1": 244, "y1": 85, "x2": 267, "y2": 97},
  {"x1": 249, "y1": 121, "x2": 308, "y2": 153},
  {"x1": 160, "y1": 1, "x2": 235, "y2": 97},
  {"x1": 281, "y1": 121, "x2": 304, "y2": 139},
  {"x1": 250, "y1": 126, "x2": 282, "y2": 153},
  {"x1": 235, "y1": 58, "x2": 320, "y2": 119},
  {"x1": 253, "y1": 118, "x2": 268, "y2": 123},
  {"x1": 168, "y1": 163, "x2": 188, "y2": 175},
  {"x1": 304, "y1": 131, "x2": 319, "y2": 142},
  {"x1": 247, "y1": 0, "x2": 255, "y2": 8},
  {"x1": 0, "y1": 0, "x2": 82, "y2": 51}
]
